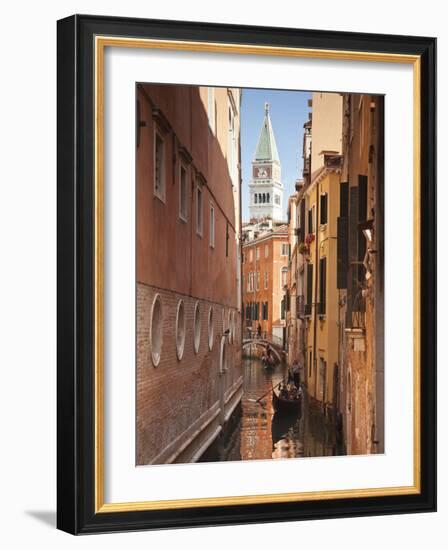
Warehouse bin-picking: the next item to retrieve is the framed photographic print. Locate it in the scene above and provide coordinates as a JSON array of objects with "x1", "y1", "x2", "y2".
[{"x1": 57, "y1": 14, "x2": 436, "y2": 534}]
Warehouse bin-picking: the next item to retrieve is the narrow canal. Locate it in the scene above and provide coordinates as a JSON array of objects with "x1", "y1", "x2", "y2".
[{"x1": 200, "y1": 356, "x2": 345, "y2": 462}]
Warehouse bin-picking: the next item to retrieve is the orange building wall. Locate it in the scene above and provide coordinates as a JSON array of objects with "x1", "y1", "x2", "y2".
[
  {"x1": 242, "y1": 231, "x2": 289, "y2": 337},
  {"x1": 136, "y1": 84, "x2": 242, "y2": 465}
]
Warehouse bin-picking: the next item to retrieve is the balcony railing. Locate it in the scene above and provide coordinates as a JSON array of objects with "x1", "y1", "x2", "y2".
[
  {"x1": 317, "y1": 302, "x2": 326, "y2": 316},
  {"x1": 296, "y1": 295, "x2": 305, "y2": 318}
]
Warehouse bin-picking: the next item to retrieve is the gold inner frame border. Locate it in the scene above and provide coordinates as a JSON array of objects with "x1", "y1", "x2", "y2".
[{"x1": 94, "y1": 35, "x2": 421, "y2": 513}]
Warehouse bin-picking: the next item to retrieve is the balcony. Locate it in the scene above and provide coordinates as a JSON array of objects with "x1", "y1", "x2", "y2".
[
  {"x1": 317, "y1": 302, "x2": 326, "y2": 316},
  {"x1": 304, "y1": 303, "x2": 312, "y2": 316}
]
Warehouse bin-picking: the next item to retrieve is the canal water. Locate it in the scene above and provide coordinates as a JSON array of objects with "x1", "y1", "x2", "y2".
[{"x1": 200, "y1": 356, "x2": 345, "y2": 462}]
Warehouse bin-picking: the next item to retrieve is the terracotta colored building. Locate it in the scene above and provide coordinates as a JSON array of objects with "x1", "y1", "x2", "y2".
[
  {"x1": 242, "y1": 226, "x2": 289, "y2": 343},
  {"x1": 338, "y1": 93, "x2": 385, "y2": 455},
  {"x1": 136, "y1": 84, "x2": 243, "y2": 465}
]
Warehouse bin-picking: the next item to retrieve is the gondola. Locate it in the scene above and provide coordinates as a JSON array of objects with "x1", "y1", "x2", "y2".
[
  {"x1": 272, "y1": 385, "x2": 302, "y2": 414},
  {"x1": 261, "y1": 354, "x2": 276, "y2": 369}
]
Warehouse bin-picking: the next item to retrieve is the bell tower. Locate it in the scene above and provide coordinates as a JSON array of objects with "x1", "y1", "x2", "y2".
[{"x1": 248, "y1": 103, "x2": 284, "y2": 221}]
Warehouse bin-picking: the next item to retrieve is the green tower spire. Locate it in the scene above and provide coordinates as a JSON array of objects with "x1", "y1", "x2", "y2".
[{"x1": 254, "y1": 102, "x2": 280, "y2": 162}]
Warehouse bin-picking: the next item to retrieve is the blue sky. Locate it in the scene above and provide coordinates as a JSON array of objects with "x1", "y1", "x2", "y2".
[{"x1": 240, "y1": 88, "x2": 312, "y2": 222}]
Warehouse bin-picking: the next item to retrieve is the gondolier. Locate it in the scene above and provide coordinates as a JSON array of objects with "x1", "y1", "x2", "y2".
[{"x1": 290, "y1": 359, "x2": 302, "y2": 387}]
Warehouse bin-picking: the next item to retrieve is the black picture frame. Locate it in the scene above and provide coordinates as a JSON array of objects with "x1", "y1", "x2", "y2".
[{"x1": 57, "y1": 14, "x2": 436, "y2": 535}]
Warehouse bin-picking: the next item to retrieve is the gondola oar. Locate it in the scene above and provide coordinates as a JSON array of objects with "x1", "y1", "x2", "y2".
[{"x1": 247, "y1": 379, "x2": 284, "y2": 404}]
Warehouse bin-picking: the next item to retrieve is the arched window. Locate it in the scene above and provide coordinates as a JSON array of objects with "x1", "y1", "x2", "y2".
[
  {"x1": 176, "y1": 300, "x2": 186, "y2": 360},
  {"x1": 150, "y1": 294, "x2": 163, "y2": 366},
  {"x1": 254, "y1": 194, "x2": 258, "y2": 204},
  {"x1": 208, "y1": 307, "x2": 214, "y2": 351},
  {"x1": 281, "y1": 266, "x2": 288, "y2": 288},
  {"x1": 263, "y1": 193, "x2": 266, "y2": 203},
  {"x1": 267, "y1": 193, "x2": 270, "y2": 203},
  {"x1": 194, "y1": 302, "x2": 201, "y2": 354}
]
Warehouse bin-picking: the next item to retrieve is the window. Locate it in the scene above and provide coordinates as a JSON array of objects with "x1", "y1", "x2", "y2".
[
  {"x1": 193, "y1": 302, "x2": 201, "y2": 354},
  {"x1": 242, "y1": 253, "x2": 245, "y2": 264},
  {"x1": 179, "y1": 164, "x2": 188, "y2": 221},
  {"x1": 308, "y1": 207, "x2": 314, "y2": 233},
  {"x1": 266, "y1": 193, "x2": 270, "y2": 203},
  {"x1": 280, "y1": 298, "x2": 285, "y2": 320},
  {"x1": 262, "y1": 301, "x2": 269, "y2": 321},
  {"x1": 256, "y1": 271, "x2": 260, "y2": 291},
  {"x1": 176, "y1": 300, "x2": 186, "y2": 360},
  {"x1": 150, "y1": 294, "x2": 163, "y2": 366},
  {"x1": 318, "y1": 257, "x2": 327, "y2": 315},
  {"x1": 253, "y1": 302, "x2": 259, "y2": 321},
  {"x1": 208, "y1": 307, "x2": 214, "y2": 350},
  {"x1": 249, "y1": 249, "x2": 253, "y2": 262},
  {"x1": 264, "y1": 244, "x2": 269, "y2": 258},
  {"x1": 154, "y1": 130, "x2": 165, "y2": 201},
  {"x1": 209, "y1": 204, "x2": 215, "y2": 248},
  {"x1": 281, "y1": 266, "x2": 288, "y2": 288},
  {"x1": 196, "y1": 185, "x2": 203, "y2": 236},
  {"x1": 256, "y1": 247, "x2": 260, "y2": 260},
  {"x1": 264, "y1": 271, "x2": 268, "y2": 289},
  {"x1": 320, "y1": 193, "x2": 328, "y2": 225},
  {"x1": 281, "y1": 243, "x2": 289, "y2": 256},
  {"x1": 305, "y1": 263, "x2": 313, "y2": 315},
  {"x1": 340, "y1": 181, "x2": 349, "y2": 217},
  {"x1": 254, "y1": 194, "x2": 258, "y2": 204},
  {"x1": 207, "y1": 88, "x2": 215, "y2": 133}
]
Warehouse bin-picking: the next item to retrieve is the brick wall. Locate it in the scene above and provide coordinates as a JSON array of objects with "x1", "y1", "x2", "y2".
[{"x1": 137, "y1": 282, "x2": 242, "y2": 465}]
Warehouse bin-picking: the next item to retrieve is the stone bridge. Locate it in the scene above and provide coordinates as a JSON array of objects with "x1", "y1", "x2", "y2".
[{"x1": 242, "y1": 333, "x2": 285, "y2": 363}]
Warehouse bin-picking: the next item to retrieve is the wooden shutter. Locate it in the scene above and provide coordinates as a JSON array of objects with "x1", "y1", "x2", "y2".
[
  {"x1": 308, "y1": 208, "x2": 313, "y2": 234},
  {"x1": 306, "y1": 263, "x2": 313, "y2": 306},
  {"x1": 337, "y1": 216, "x2": 348, "y2": 288},
  {"x1": 319, "y1": 257, "x2": 327, "y2": 314},
  {"x1": 299, "y1": 199, "x2": 305, "y2": 240},
  {"x1": 346, "y1": 186, "x2": 359, "y2": 327},
  {"x1": 340, "y1": 182, "x2": 349, "y2": 217},
  {"x1": 320, "y1": 194, "x2": 328, "y2": 225},
  {"x1": 358, "y1": 175, "x2": 368, "y2": 222}
]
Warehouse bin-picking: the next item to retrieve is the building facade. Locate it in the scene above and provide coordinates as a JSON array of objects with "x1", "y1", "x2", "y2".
[
  {"x1": 242, "y1": 226, "x2": 289, "y2": 343},
  {"x1": 297, "y1": 92, "x2": 344, "y2": 406},
  {"x1": 285, "y1": 91, "x2": 384, "y2": 455},
  {"x1": 337, "y1": 93, "x2": 385, "y2": 455},
  {"x1": 248, "y1": 103, "x2": 284, "y2": 222},
  {"x1": 136, "y1": 84, "x2": 243, "y2": 465}
]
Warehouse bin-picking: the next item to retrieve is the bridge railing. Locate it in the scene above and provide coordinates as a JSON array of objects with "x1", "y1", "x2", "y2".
[{"x1": 243, "y1": 330, "x2": 284, "y2": 348}]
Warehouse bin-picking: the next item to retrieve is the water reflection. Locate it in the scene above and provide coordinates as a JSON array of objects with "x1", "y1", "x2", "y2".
[{"x1": 200, "y1": 357, "x2": 344, "y2": 462}]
